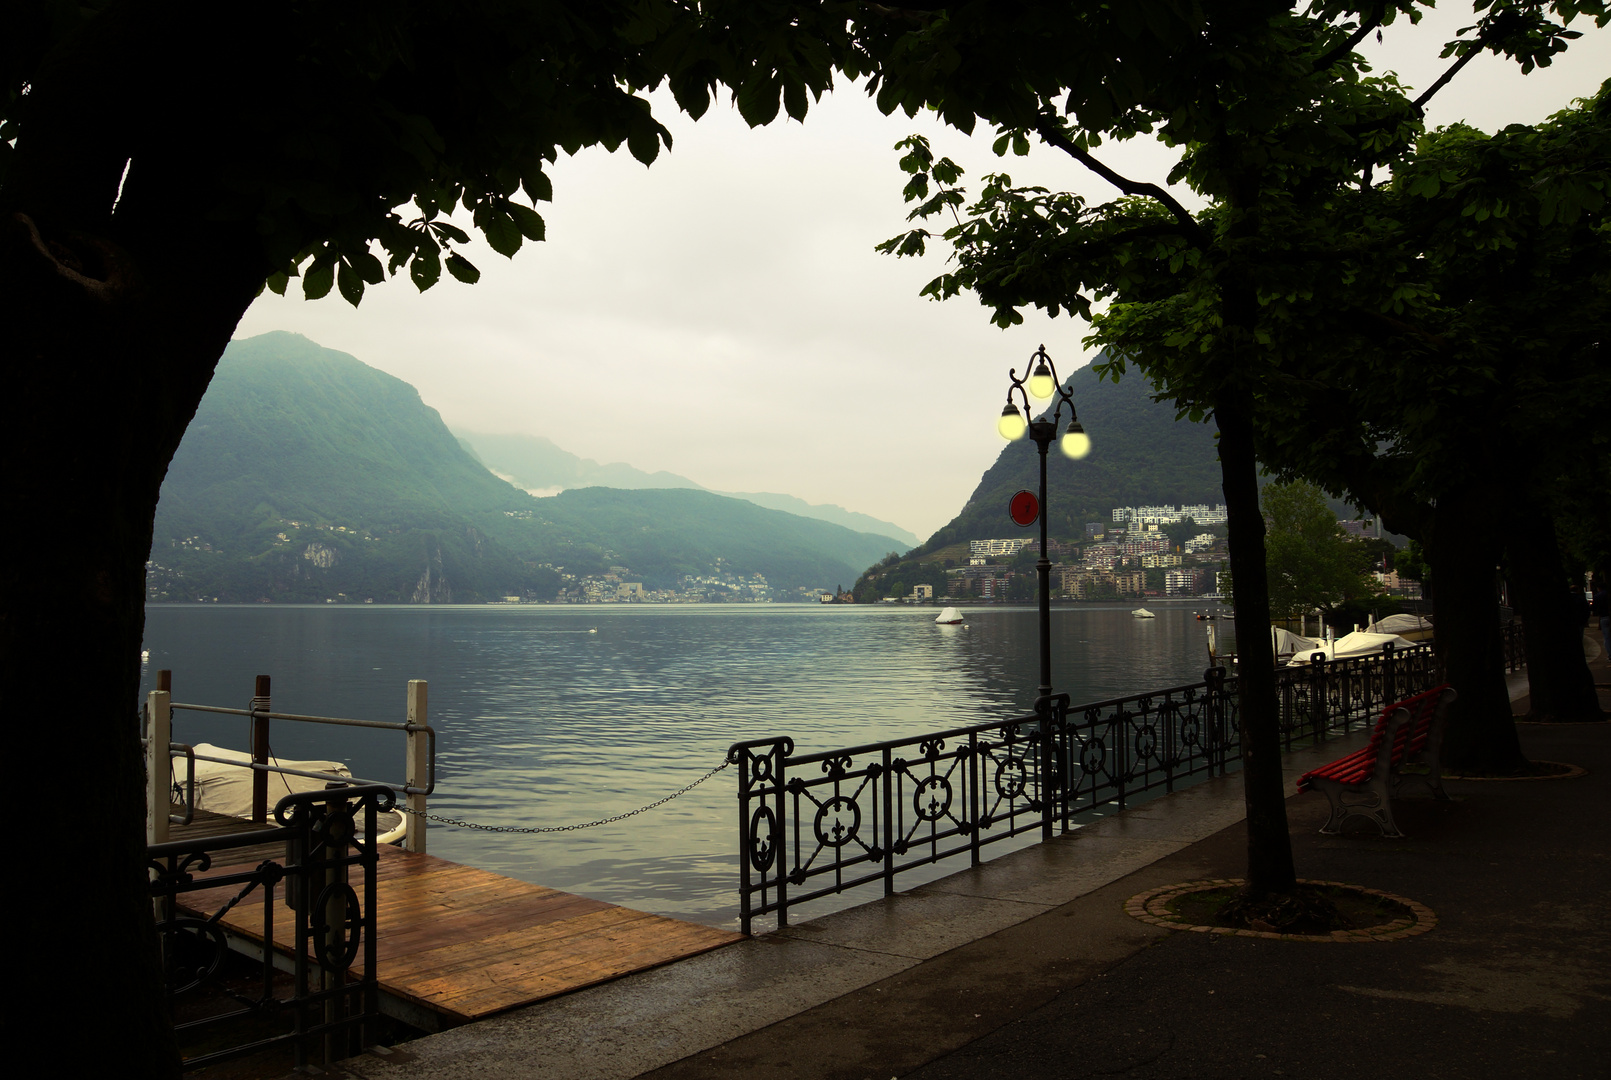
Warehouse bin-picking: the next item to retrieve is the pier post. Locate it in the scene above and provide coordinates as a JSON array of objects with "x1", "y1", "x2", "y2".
[
  {"x1": 146, "y1": 684, "x2": 172, "y2": 845},
  {"x1": 405, "y1": 680, "x2": 428, "y2": 853},
  {"x1": 251, "y1": 674, "x2": 271, "y2": 823}
]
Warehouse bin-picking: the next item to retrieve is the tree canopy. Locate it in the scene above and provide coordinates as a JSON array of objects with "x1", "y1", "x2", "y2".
[{"x1": 1262, "y1": 480, "x2": 1374, "y2": 620}]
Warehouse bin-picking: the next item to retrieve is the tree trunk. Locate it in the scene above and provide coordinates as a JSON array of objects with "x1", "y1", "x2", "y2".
[
  {"x1": 1217, "y1": 394, "x2": 1298, "y2": 897},
  {"x1": 1428, "y1": 486, "x2": 1527, "y2": 774},
  {"x1": 2, "y1": 219, "x2": 263, "y2": 1078},
  {"x1": 1507, "y1": 512, "x2": 1602, "y2": 721}
]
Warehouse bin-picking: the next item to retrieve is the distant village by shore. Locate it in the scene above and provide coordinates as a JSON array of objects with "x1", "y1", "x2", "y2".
[{"x1": 825, "y1": 504, "x2": 1422, "y2": 606}]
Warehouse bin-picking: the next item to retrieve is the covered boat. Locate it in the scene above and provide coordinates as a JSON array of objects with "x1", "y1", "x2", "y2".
[
  {"x1": 934, "y1": 606, "x2": 964, "y2": 625},
  {"x1": 178, "y1": 743, "x2": 407, "y2": 843},
  {"x1": 1132, "y1": 608, "x2": 1155, "y2": 619},
  {"x1": 1364, "y1": 613, "x2": 1434, "y2": 642},
  {"x1": 1284, "y1": 630, "x2": 1416, "y2": 666}
]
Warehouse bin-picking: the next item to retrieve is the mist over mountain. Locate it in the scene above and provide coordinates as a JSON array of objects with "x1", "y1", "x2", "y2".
[
  {"x1": 455, "y1": 431, "x2": 920, "y2": 547},
  {"x1": 455, "y1": 431, "x2": 705, "y2": 495},
  {"x1": 149, "y1": 333, "x2": 904, "y2": 602}
]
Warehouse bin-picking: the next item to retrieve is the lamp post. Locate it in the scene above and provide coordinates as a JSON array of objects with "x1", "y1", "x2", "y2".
[{"x1": 999, "y1": 345, "x2": 1091, "y2": 713}]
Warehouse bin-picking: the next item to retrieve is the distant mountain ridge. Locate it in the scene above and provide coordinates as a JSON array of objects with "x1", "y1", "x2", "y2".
[
  {"x1": 455, "y1": 430, "x2": 920, "y2": 547},
  {"x1": 149, "y1": 333, "x2": 903, "y2": 602},
  {"x1": 454, "y1": 431, "x2": 706, "y2": 495}
]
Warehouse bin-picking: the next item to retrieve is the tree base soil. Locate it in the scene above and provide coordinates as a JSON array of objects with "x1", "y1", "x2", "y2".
[{"x1": 1128, "y1": 878, "x2": 1434, "y2": 941}]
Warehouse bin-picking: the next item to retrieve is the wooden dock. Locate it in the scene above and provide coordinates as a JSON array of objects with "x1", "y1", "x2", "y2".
[{"x1": 172, "y1": 812, "x2": 741, "y2": 1028}]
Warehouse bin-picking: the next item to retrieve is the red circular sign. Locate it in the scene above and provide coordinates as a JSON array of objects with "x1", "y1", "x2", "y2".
[{"x1": 1008, "y1": 490, "x2": 1039, "y2": 527}]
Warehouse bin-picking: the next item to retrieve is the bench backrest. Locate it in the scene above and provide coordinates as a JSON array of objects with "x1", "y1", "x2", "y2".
[{"x1": 1363, "y1": 683, "x2": 1451, "y2": 761}]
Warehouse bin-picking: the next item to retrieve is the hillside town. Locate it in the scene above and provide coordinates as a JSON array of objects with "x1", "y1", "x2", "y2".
[{"x1": 837, "y1": 504, "x2": 1423, "y2": 605}]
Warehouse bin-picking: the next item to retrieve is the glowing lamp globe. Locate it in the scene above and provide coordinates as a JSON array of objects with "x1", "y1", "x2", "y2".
[
  {"x1": 1061, "y1": 424, "x2": 1091, "y2": 459},
  {"x1": 1027, "y1": 362, "x2": 1056, "y2": 400},
  {"x1": 997, "y1": 404, "x2": 1028, "y2": 441}
]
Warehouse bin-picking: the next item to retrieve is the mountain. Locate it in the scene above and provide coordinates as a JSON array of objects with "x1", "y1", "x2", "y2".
[
  {"x1": 711, "y1": 492, "x2": 920, "y2": 549},
  {"x1": 456, "y1": 431, "x2": 920, "y2": 548},
  {"x1": 914, "y1": 362, "x2": 1225, "y2": 556},
  {"x1": 149, "y1": 333, "x2": 902, "y2": 601},
  {"x1": 455, "y1": 431, "x2": 705, "y2": 494}
]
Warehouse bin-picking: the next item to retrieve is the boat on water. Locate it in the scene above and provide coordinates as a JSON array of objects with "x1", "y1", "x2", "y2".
[
  {"x1": 934, "y1": 606, "x2": 965, "y2": 625},
  {"x1": 1132, "y1": 608, "x2": 1156, "y2": 619}
]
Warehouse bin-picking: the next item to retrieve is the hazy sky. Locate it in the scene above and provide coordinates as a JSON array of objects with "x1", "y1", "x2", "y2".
[{"x1": 235, "y1": 8, "x2": 1608, "y2": 542}]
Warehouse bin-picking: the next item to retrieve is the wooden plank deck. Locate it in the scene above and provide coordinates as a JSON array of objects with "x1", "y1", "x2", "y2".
[{"x1": 169, "y1": 814, "x2": 741, "y2": 1026}]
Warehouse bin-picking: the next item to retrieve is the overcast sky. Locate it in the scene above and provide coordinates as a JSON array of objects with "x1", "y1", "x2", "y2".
[{"x1": 235, "y1": 8, "x2": 1608, "y2": 542}]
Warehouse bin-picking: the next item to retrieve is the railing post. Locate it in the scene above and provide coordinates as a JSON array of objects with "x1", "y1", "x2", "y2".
[
  {"x1": 251, "y1": 674, "x2": 271, "y2": 823},
  {"x1": 405, "y1": 679, "x2": 429, "y2": 854},
  {"x1": 146, "y1": 683, "x2": 172, "y2": 845},
  {"x1": 774, "y1": 745, "x2": 789, "y2": 925},
  {"x1": 968, "y1": 731, "x2": 981, "y2": 866},
  {"x1": 322, "y1": 794, "x2": 350, "y2": 1065},
  {"x1": 1040, "y1": 710, "x2": 1054, "y2": 842},
  {"x1": 881, "y1": 746, "x2": 894, "y2": 898},
  {"x1": 1308, "y1": 654, "x2": 1326, "y2": 748},
  {"x1": 1380, "y1": 642, "x2": 1396, "y2": 717},
  {"x1": 735, "y1": 748, "x2": 752, "y2": 936}
]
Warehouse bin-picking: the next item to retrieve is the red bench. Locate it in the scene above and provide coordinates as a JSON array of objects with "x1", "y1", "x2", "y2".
[{"x1": 1296, "y1": 684, "x2": 1456, "y2": 837}]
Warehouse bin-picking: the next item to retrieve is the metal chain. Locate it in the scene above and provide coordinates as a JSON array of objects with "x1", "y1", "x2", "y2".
[{"x1": 395, "y1": 758, "x2": 731, "y2": 833}]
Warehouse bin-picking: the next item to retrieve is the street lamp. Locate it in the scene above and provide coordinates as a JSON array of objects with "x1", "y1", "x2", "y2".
[{"x1": 999, "y1": 344, "x2": 1091, "y2": 712}]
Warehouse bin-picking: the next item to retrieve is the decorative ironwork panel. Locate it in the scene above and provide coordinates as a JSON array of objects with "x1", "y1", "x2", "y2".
[
  {"x1": 732, "y1": 645, "x2": 1435, "y2": 931},
  {"x1": 149, "y1": 785, "x2": 394, "y2": 1071}
]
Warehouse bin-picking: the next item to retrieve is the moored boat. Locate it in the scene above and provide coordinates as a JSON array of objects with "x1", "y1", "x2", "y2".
[
  {"x1": 1132, "y1": 608, "x2": 1155, "y2": 619},
  {"x1": 934, "y1": 606, "x2": 964, "y2": 625}
]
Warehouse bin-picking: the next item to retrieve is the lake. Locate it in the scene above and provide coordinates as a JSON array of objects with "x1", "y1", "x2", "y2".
[{"x1": 139, "y1": 602, "x2": 1234, "y2": 928}]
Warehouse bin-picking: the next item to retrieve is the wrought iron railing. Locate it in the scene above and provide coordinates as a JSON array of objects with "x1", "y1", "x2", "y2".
[
  {"x1": 1501, "y1": 619, "x2": 1525, "y2": 672},
  {"x1": 148, "y1": 785, "x2": 393, "y2": 1072},
  {"x1": 729, "y1": 643, "x2": 1437, "y2": 933}
]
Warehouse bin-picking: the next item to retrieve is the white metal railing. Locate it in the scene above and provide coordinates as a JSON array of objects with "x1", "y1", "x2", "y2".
[{"x1": 144, "y1": 673, "x2": 435, "y2": 853}]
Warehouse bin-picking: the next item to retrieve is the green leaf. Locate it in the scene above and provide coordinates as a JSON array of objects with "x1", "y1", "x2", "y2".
[
  {"x1": 736, "y1": 73, "x2": 782, "y2": 127},
  {"x1": 522, "y1": 170, "x2": 553, "y2": 203},
  {"x1": 302, "y1": 260, "x2": 334, "y2": 300},
  {"x1": 410, "y1": 244, "x2": 442, "y2": 291},
  {"x1": 264, "y1": 271, "x2": 289, "y2": 296},
  {"x1": 446, "y1": 253, "x2": 480, "y2": 284},
  {"x1": 509, "y1": 203, "x2": 546, "y2": 242},
  {"x1": 475, "y1": 203, "x2": 523, "y2": 257},
  {"x1": 782, "y1": 77, "x2": 808, "y2": 122},
  {"x1": 431, "y1": 221, "x2": 471, "y2": 245},
  {"x1": 352, "y1": 250, "x2": 385, "y2": 284},
  {"x1": 627, "y1": 123, "x2": 661, "y2": 166},
  {"x1": 337, "y1": 261, "x2": 365, "y2": 306}
]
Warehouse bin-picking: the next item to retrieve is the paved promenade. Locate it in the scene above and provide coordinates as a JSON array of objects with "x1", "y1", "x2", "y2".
[{"x1": 349, "y1": 649, "x2": 1609, "y2": 1080}]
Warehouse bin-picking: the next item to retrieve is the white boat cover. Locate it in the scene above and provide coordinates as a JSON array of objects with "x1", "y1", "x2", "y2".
[
  {"x1": 1365, "y1": 613, "x2": 1433, "y2": 636},
  {"x1": 1132, "y1": 608, "x2": 1155, "y2": 618},
  {"x1": 1285, "y1": 630, "x2": 1416, "y2": 666},
  {"x1": 177, "y1": 742, "x2": 352, "y2": 819},
  {"x1": 935, "y1": 606, "x2": 964, "y2": 624},
  {"x1": 1271, "y1": 627, "x2": 1325, "y2": 657}
]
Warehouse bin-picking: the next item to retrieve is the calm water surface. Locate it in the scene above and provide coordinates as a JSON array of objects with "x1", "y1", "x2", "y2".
[{"x1": 139, "y1": 602, "x2": 1233, "y2": 928}]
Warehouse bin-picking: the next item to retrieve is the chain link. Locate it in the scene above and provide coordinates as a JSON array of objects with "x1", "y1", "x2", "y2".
[{"x1": 395, "y1": 758, "x2": 730, "y2": 833}]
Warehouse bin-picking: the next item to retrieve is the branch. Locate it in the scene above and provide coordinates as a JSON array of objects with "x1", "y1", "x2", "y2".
[
  {"x1": 1057, "y1": 221, "x2": 1197, "y2": 261},
  {"x1": 1033, "y1": 119, "x2": 1210, "y2": 248},
  {"x1": 1312, "y1": 5, "x2": 1386, "y2": 73},
  {"x1": 1412, "y1": 27, "x2": 1498, "y2": 112}
]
